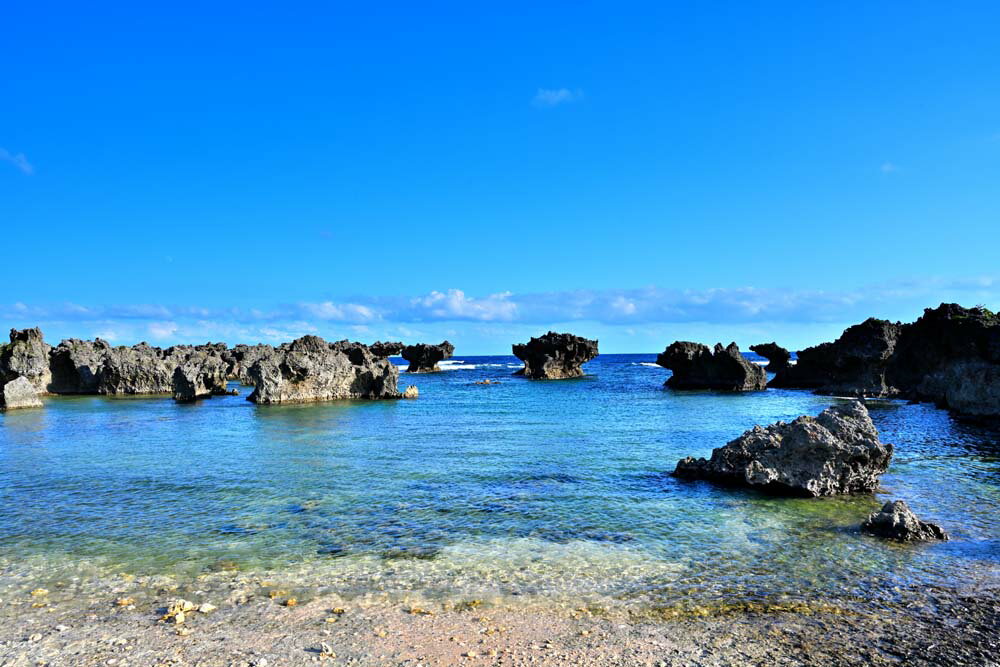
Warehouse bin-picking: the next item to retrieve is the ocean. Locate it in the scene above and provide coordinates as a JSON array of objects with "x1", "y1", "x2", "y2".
[{"x1": 1, "y1": 353, "x2": 997, "y2": 613}]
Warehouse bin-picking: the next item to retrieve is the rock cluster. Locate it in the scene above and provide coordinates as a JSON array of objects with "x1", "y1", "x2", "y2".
[
  {"x1": 247, "y1": 336, "x2": 403, "y2": 404},
  {"x1": 512, "y1": 332, "x2": 598, "y2": 380},
  {"x1": 768, "y1": 303, "x2": 1000, "y2": 417},
  {"x1": 861, "y1": 500, "x2": 949, "y2": 541},
  {"x1": 401, "y1": 341, "x2": 455, "y2": 373},
  {"x1": 749, "y1": 342, "x2": 791, "y2": 373},
  {"x1": 674, "y1": 401, "x2": 892, "y2": 496},
  {"x1": 770, "y1": 319, "x2": 901, "y2": 396},
  {"x1": 886, "y1": 303, "x2": 1000, "y2": 417},
  {"x1": 657, "y1": 342, "x2": 766, "y2": 391}
]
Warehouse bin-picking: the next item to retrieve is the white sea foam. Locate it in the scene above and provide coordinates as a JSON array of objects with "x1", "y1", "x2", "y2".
[{"x1": 633, "y1": 362, "x2": 660, "y2": 368}]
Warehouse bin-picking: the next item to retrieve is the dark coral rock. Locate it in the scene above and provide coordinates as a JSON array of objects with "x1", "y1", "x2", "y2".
[
  {"x1": 656, "y1": 341, "x2": 766, "y2": 391},
  {"x1": 512, "y1": 332, "x2": 598, "y2": 380},
  {"x1": 749, "y1": 342, "x2": 791, "y2": 373},
  {"x1": 401, "y1": 341, "x2": 455, "y2": 373},
  {"x1": 861, "y1": 500, "x2": 949, "y2": 541}
]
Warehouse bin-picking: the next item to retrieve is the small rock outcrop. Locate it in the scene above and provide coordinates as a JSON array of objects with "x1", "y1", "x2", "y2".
[
  {"x1": 886, "y1": 303, "x2": 1000, "y2": 417},
  {"x1": 512, "y1": 332, "x2": 598, "y2": 380},
  {"x1": 861, "y1": 500, "x2": 949, "y2": 541},
  {"x1": 749, "y1": 342, "x2": 791, "y2": 373},
  {"x1": 172, "y1": 354, "x2": 232, "y2": 401},
  {"x1": 48, "y1": 338, "x2": 111, "y2": 393},
  {"x1": 770, "y1": 319, "x2": 901, "y2": 396},
  {"x1": 674, "y1": 401, "x2": 892, "y2": 496},
  {"x1": 402, "y1": 385, "x2": 419, "y2": 398},
  {"x1": 401, "y1": 341, "x2": 455, "y2": 373},
  {"x1": 0, "y1": 328, "x2": 52, "y2": 391},
  {"x1": 247, "y1": 336, "x2": 403, "y2": 404},
  {"x1": 0, "y1": 376, "x2": 43, "y2": 410},
  {"x1": 656, "y1": 342, "x2": 766, "y2": 391}
]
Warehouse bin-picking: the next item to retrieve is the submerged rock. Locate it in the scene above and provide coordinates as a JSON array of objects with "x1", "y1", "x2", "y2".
[
  {"x1": 656, "y1": 342, "x2": 766, "y2": 391},
  {"x1": 247, "y1": 336, "x2": 402, "y2": 404},
  {"x1": 749, "y1": 342, "x2": 791, "y2": 373},
  {"x1": 512, "y1": 332, "x2": 598, "y2": 380},
  {"x1": 0, "y1": 376, "x2": 43, "y2": 410},
  {"x1": 886, "y1": 303, "x2": 1000, "y2": 417},
  {"x1": 172, "y1": 353, "x2": 232, "y2": 401},
  {"x1": 770, "y1": 319, "x2": 901, "y2": 396},
  {"x1": 48, "y1": 338, "x2": 111, "y2": 393},
  {"x1": 861, "y1": 500, "x2": 949, "y2": 541},
  {"x1": 0, "y1": 328, "x2": 52, "y2": 391},
  {"x1": 674, "y1": 401, "x2": 892, "y2": 496},
  {"x1": 401, "y1": 341, "x2": 455, "y2": 373}
]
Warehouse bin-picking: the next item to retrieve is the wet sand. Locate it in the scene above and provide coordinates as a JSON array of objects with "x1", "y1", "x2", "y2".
[{"x1": 1, "y1": 571, "x2": 997, "y2": 666}]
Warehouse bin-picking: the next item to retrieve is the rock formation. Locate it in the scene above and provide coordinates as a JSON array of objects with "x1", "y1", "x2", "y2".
[
  {"x1": 674, "y1": 401, "x2": 892, "y2": 496},
  {"x1": 861, "y1": 500, "x2": 949, "y2": 541},
  {"x1": 656, "y1": 342, "x2": 766, "y2": 391},
  {"x1": 228, "y1": 344, "x2": 275, "y2": 385},
  {"x1": 401, "y1": 341, "x2": 455, "y2": 373},
  {"x1": 172, "y1": 353, "x2": 233, "y2": 401},
  {"x1": 749, "y1": 342, "x2": 791, "y2": 373},
  {"x1": 369, "y1": 341, "x2": 405, "y2": 358},
  {"x1": 48, "y1": 338, "x2": 111, "y2": 393},
  {"x1": 247, "y1": 336, "x2": 403, "y2": 404},
  {"x1": 886, "y1": 303, "x2": 1000, "y2": 417},
  {"x1": 512, "y1": 332, "x2": 598, "y2": 380},
  {"x1": 770, "y1": 319, "x2": 901, "y2": 396},
  {"x1": 0, "y1": 328, "x2": 52, "y2": 391},
  {"x1": 97, "y1": 343, "x2": 174, "y2": 394},
  {"x1": 0, "y1": 376, "x2": 43, "y2": 410}
]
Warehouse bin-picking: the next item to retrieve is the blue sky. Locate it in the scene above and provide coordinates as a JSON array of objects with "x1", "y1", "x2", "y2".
[{"x1": 2, "y1": 2, "x2": 998, "y2": 353}]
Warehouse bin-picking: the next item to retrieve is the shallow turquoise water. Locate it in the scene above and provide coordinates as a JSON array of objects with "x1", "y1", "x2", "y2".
[{"x1": 1, "y1": 354, "x2": 997, "y2": 608}]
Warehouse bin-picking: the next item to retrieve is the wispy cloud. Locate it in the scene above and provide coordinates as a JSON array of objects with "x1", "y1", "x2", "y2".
[
  {"x1": 880, "y1": 162, "x2": 897, "y2": 174},
  {"x1": 532, "y1": 88, "x2": 584, "y2": 108},
  {"x1": 0, "y1": 148, "x2": 34, "y2": 175}
]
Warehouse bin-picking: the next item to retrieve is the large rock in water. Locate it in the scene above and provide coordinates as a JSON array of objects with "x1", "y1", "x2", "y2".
[
  {"x1": 770, "y1": 318, "x2": 901, "y2": 396},
  {"x1": 861, "y1": 500, "x2": 949, "y2": 541},
  {"x1": 886, "y1": 303, "x2": 1000, "y2": 417},
  {"x1": 48, "y1": 338, "x2": 112, "y2": 393},
  {"x1": 0, "y1": 328, "x2": 52, "y2": 391},
  {"x1": 674, "y1": 401, "x2": 892, "y2": 496},
  {"x1": 402, "y1": 341, "x2": 455, "y2": 373},
  {"x1": 247, "y1": 336, "x2": 403, "y2": 404},
  {"x1": 0, "y1": 376, "x2": 43, "y2": 410},
  {"x1": 656, "y1": 342, "x2": 766, "y2": 391},
  {"x1": 512, "y1": 332, "x2": 598, "y2": 380},
  {"x1": 749, "y1": 342, "x2": 791, "y2": 373}
]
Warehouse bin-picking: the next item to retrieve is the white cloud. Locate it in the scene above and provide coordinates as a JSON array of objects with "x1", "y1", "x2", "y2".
[
  {"x1": 0, "y1": 148, "x2": 34, "y2": 175},
  {"x1": 532, "y1": 88, "x2": 584, "y2": 108},
  {"x1": 408, "y1": 289, "x2": 518, "y2": 321}
]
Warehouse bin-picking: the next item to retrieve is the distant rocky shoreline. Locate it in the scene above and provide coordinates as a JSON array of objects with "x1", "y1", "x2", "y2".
[{"x1": 1, "y1": 302, "x2": 997, "y2": 418}]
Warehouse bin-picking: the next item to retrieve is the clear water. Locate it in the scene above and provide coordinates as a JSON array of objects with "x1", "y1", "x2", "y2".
[{"x1": 1, "y1": 354, "x2": 998, "y2": 610}]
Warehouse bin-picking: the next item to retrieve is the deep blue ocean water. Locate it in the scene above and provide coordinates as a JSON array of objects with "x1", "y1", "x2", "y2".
[{"x1": 1, "y1": 354, "x2": 998, "y2": 609}]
